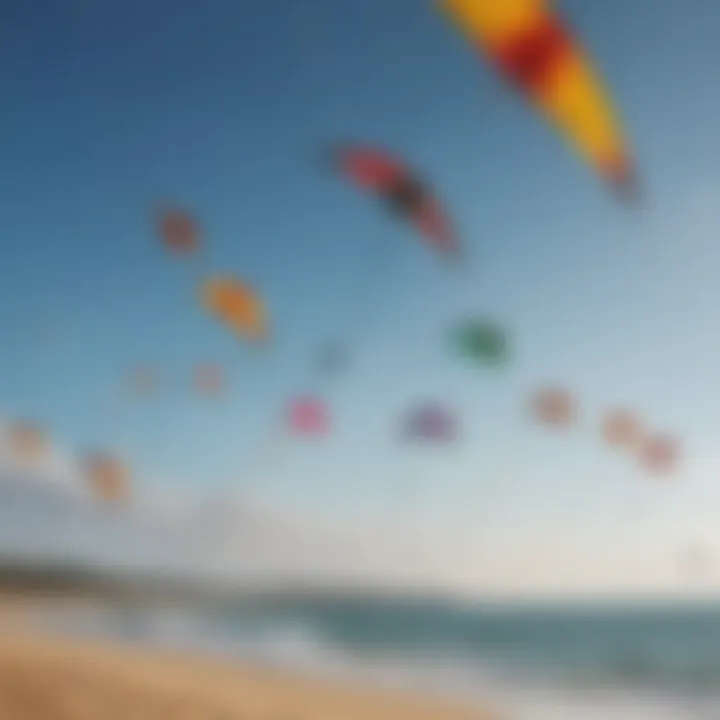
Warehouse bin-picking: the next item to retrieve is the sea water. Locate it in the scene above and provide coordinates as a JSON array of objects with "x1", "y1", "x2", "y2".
[{"x1": 43, "y1": 598, "x2": 720, "y2": 719}]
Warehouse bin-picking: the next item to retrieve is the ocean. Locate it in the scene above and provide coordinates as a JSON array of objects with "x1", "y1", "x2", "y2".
[{"x1": 42, "y1": 596, "x2": 720, "y2": 719}]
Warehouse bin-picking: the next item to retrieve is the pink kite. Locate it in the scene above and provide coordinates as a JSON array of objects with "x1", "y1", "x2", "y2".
[
  {"x1": 641, "y1": 433, "x2": 679, "y2": 476},
  {"x1": 602, "y1": 409, "x2": 643, "y2": 449},
  {"x1": 194, "y1": 363, "x2": 225, "y2": 397},
  {"x1": 530, "y1": 387, "x2": 576, "y2": 428},
  {"x1": 287, "y1": 397, "x2": 329, "y2": 436}
]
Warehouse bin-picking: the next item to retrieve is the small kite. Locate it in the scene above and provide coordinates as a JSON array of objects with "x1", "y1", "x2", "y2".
[
  {"x1": 156, "y1": 207, "x2": 201, "y2": 255},
  {"x1": 7, "y1": 422, "x2": 47, "y2": 462},
  {"x1": 640, "y1": 433, "x2": 678, "y2": 475},
  {"x1": 453, "y1": 318, "x2": 509, "y2": 366},
  {"x1": 126, "y1": 365, "x2": 160, "y2": 397},
  {"x1": 601, "y1": 409, "x2": 643, "y2": 449},
  {"x1": 200, "y1": 276, "x2": 268, "y2": 343},
  {"x1": 331, "y1": 144, "x2": 458, "y2": 256},
  {"x1": 82, "y1": 452, "x2": 131, "y2": 506},
  {"x1": 530, "y1": 387, "x2": 576, "y2": 427},
  {"x1": 440, "y1": 0, "x2": 637, "y2": 199},
  {"x1": 402, "y1": 402, "x2": 459, "y2": 443},
  {"x1": 287, "y1": 397, "x2": 329, "y2": 436},
  {"x1": 194, "y1": 363, "x2": 225, "y2": 397},
  {"x1": 313, "y1": 343, "x2": 348, "y2": 377}
]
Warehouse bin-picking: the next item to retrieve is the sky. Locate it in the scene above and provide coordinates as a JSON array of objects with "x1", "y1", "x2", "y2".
[{"x1": 1, "y1": 0, "x2": 720, "y2": 597}]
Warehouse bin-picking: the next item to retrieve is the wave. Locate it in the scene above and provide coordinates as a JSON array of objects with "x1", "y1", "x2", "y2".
[{"x1": 40, "y1": 601, "x2": 720, "y2": 719}]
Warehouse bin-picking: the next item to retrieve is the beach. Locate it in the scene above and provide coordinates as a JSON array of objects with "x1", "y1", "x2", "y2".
[
  {"x1": 0, "y1": 614, "x2": 498, "y2": 720},
  {"x1": 0, "y1": 595, "x2": 717, "y2": 719}
]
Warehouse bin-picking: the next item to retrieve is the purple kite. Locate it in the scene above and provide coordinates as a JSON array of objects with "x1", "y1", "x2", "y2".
[{"x1": 402, "y1": 402, "x2": 459, "y2": 443}]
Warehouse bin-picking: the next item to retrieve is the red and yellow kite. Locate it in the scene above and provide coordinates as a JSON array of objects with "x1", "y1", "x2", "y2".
[{"x1": 440, "y1": 0, "x2": 637, "y2": 198}]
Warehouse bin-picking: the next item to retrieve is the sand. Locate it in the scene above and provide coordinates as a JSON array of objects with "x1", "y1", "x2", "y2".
[{"x1": 0, "y1": 616, "x2": 502, "y2": 720}]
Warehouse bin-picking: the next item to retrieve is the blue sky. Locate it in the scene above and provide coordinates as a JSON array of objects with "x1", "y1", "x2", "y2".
[{"x1": 2, "y1": 0, "x2": 720, "y2": 593}]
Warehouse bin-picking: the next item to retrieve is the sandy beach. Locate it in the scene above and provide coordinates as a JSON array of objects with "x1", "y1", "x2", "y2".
[{"x1": 0, "y1": 609, "x2": 500, "y2": 720}]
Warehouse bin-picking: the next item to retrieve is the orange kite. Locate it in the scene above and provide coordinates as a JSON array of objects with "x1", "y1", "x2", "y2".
[
  {"x1": 82, "y1": 453, "x2": 131, "y2": 506},
  {"x1": 7, "y1": 422, "x2": 47, "y2": 463},
  {"x1": 200, "y1": 276, "x2": 267, "y2": 343}
]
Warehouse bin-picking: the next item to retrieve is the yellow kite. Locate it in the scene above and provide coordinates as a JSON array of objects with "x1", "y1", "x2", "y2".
[
  {"x1": 440, "y1": 0, "x2": 637, "y2": 198},
  {"x1": 200, "y1": 276, "x2": 267, "y2": 342}
]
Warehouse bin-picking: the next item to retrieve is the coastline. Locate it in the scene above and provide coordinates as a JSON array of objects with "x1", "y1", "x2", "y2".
[{"x1": 0, "y1": 602, "x2": 502, "y2": 720}]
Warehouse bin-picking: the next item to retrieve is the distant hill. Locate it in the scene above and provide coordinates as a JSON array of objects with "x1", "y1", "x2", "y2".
[
  {"x1": 0, "y1": 555, "x2": 225, "y2": 605},
  {"x1": 0, "y1": 554, "x2": 459, "y2": 612}
]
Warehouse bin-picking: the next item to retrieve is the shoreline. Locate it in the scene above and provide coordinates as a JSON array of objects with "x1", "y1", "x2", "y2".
[{"x1": 0, "y1": 603, "x2": 502, "y2": 719}]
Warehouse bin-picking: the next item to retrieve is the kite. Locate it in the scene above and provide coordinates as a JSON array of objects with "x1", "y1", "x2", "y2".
[
  {"x1": 287, "y1": 397, "x2": 329, "y2": 436},
  {"x1": 601, "y1": 409, "x2": 643, "y2": 449},
  {"x1": 453, "y1": 318, "x2": 509, "y2": 366},
  {"x1": 127, "y1": 365, "x2": 160, "y2": 397},
  {"x1": 402, "y1": 402, "x2": 459, "y2": 442},
  {"x1": 640, "y1": 433, "x2": 678, "y2": 475},
  {"x1": 82, "y1": 452, "x2": 131, "y2": 506},
  {"x1": 7, "y1": 422, "x2": 47, "y2": 462},
  {"x1": 194, "y1": 363, "x2": 225, "y2": 397},
  {"x1": 313, "y1": 343, "x2": 349, "y2": 377},
  {"x1": 156, "y1": 207, "x2": 201, "y2": 255},
  {"x1": 331, "y1": 144, "x2": 458, "y2": 256},
  {"x1": 440, "y1": 0, "x2": 637, "y2": 199},
  {"x1": 200, "y1": 276, "x2": 268, "y2": 343},
  {"x1": 530, "y1": 387, "x2": 576, "y2": 427}
]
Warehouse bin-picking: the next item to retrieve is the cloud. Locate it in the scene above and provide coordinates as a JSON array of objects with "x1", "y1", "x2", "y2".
[
  {"x1": 0, "y1": 410, "x2": 717, "y2": 600},
  {"x1": 0, "y1": 450, "x2": 436, "y2": 592},
  {"x1": 0, "y1": 418, "x2": 85, "y2": 496},
  {"x1": 133, "y1": 489, "x2": 439, "y2": 591},
  {"x1": 0, "y1": 411, "x2": 430, "y2": 590}
]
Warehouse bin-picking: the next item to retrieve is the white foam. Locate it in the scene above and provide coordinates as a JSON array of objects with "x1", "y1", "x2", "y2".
[
  {"x1": 504, "y1": 685, "x2": 720, "y2": 720},
  {"x1": 38, "y1": 607, "x2": 720, "y2": 720}
]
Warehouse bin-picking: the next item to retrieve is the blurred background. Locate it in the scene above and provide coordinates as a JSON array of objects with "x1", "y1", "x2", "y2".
[{"x1": 1, "y1": 0, "x2": 720, "y2": 717}]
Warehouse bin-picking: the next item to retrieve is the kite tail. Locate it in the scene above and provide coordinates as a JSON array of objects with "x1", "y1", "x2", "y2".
[{"x1": 606, "y1": 158, "x2": 641, "y2": 207}]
